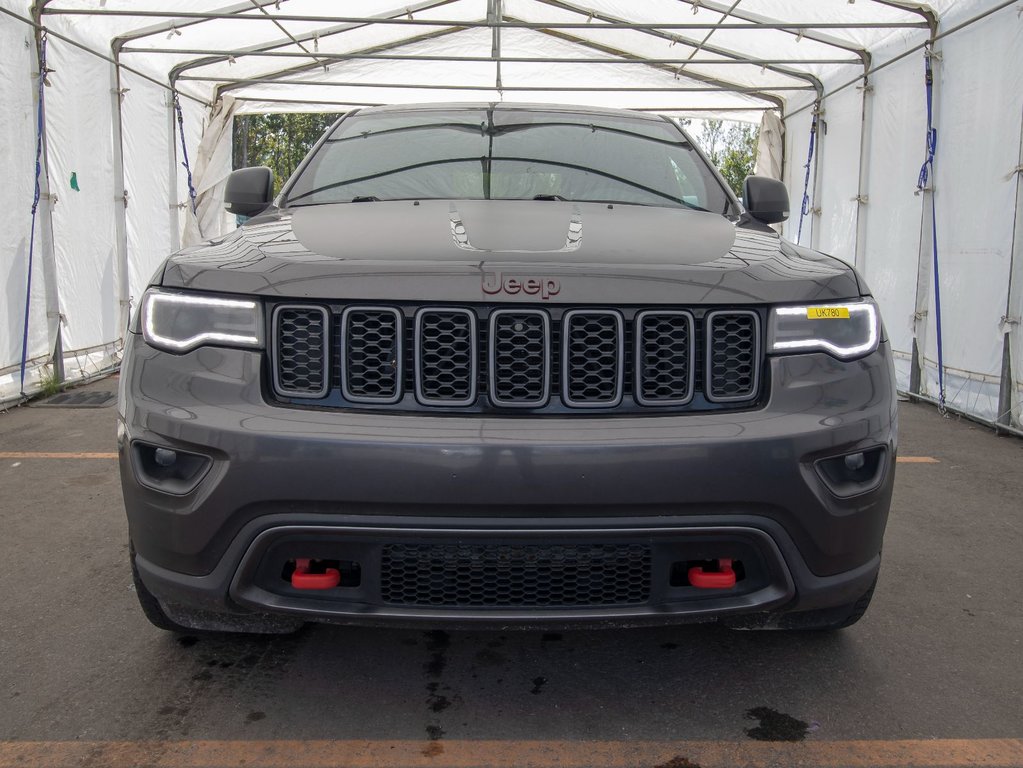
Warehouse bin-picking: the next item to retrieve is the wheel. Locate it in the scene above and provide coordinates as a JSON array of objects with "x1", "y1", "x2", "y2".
[
  {"x1": 130, "y1": 541, "x2": 194, "y2": 633},
  {"x1": 725, "y1": 575, "x2": 878, "y2": 632}
]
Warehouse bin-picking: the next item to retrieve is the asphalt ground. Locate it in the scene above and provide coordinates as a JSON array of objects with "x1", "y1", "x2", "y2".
[{"x1": 0, "y1": 377, "x2": 1021, "y2": 768}]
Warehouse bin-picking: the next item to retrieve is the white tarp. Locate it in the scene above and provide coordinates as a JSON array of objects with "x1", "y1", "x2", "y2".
[
  {"x1": 0, "y1": 4, "x2": 51, "y2": 398},
  {"x1": 0, "y1": 0, "x2": 1021, "y2": 430}
]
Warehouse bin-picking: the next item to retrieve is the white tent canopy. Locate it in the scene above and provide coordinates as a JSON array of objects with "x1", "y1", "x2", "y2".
[{"x1": 1, "y1": 0, "x2": 1021, "y2": 432}]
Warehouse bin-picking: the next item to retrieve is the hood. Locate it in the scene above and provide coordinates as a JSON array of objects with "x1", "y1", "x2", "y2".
[{"x1": 161, "y1": 200, "x2": 861, "y2": 305}]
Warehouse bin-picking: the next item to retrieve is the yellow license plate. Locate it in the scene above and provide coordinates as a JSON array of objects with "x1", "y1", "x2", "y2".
[{"x1": 806, "y1": 306, "x2": 850, "y2": 319}]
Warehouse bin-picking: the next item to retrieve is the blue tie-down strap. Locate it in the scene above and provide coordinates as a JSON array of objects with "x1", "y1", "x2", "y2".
[
  {"x1": 174, "y1": 93, "x2": 198, "y2": 215},
  {"x1": 20, "y1": 31, "x2": 48, "y2": 397},
  {"x1": 916, "y1": 48, "x2": 945, "y2": 413},
  {"x1": 797, "y1": 107, "x2": 819, "y2": 245}
]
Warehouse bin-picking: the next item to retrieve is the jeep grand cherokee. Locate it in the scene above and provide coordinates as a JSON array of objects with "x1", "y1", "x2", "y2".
[{"x1": 119, "y1": 103, "x2": 896, "y2": 633}]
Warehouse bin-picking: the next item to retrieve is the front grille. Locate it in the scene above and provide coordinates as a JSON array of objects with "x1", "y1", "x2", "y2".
[
  {"x1": 380, "y1": 542, "x2": 652, "y2": 608},
  {"x1": 341, "y1": 307, "x2": 402, "y2": 403},
  {"x1": 562, "y1": 310, "x2": 623, "y2": 407},
  {"x1": 706, "y1": 310, "x2": 760, "y2": 402},
  {"x1": 272, "y1": 303, "x2": 763, "y2": 412},
  {"x1": 272, "y1": 306, "x2": 328, "y2": 398},
  {"x1": 489, "y1": 310, "x2": 550, "y2": 407}
]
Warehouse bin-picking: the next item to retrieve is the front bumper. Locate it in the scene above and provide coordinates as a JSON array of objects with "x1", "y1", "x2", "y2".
[{"x1": 119, "y1": 334, "x2": 897, "y2": 626}]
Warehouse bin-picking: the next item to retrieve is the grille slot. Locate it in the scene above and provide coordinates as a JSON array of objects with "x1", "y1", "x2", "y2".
[
  {"x1": 635, "y1": 311, "x2": 694, "y2": 405},
  {"x1": 706, "y1": 310, "x2": 760, "y2": 402},
  {"x1": 272, "y1": 305, "x2": 329, "y2": 398},
  {"x1": 415, "y1": 308, "x2": 477, "y2": 406},
  {"x1": 562, "y1": 310, "x2": 624, "y2": 407},
  {"x1": 380, "y1": 542, "x2": 652, "y2": 608},
  {"x1": 488, "y1": 310, "x2": 550, "y2": 407},
  {"x1": 341, "y1": 307, "x2": 402, "y2": 403}
]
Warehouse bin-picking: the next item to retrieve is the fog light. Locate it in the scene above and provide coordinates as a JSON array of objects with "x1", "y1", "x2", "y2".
[
  {"x1": 815, "y1": 446, "x2": 887, "y2": 498},
  {"x1": 131, "y1": 441, "x2": 211, "y2": 495},
  {"x1": 844, "y1": 452, "x2": 866, "y2": 471},
  {"x1": 154, "y1": 448, "x2": 177, "y2": 467}
]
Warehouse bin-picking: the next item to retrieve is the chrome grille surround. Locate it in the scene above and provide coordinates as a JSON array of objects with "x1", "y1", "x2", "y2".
[
  {"x1": 414, "y1": 307, "x2": 477, "y2": 406},
  {"x1": 705, "y1": 309, "x2": 761, "y2": 403},
  {"x1": 488, "y1": 309, "x2": 551, "y2": 408},
  {"x1": 271, "y1": 304, "x2": 329, "y2": 399},
  {"x1": 634, "y1": 310, "x2": 695, "y2": 406},
  {"x1": 562, "y1": 309, "x2": 624, "y2": 408},
  {"x1": 340, "y1": 306, "x2": 403, "y2": 404}
]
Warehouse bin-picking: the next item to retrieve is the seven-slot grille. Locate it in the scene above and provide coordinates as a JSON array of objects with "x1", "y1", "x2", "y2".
[
  {"x1": 272, "y1": 305, "x2": 763, "y2": 410},
  {"x1": 379, "y1": 542, "x2": 652, "y2": 607}
]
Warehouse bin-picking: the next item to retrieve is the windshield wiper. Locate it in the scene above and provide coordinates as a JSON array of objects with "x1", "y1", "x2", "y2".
[
  {"x1": 351, "y1": 196, "x2": 380, "y2": 202},
  {"x1": 532, "y1": 194, "x2": 567, "y2": 201}
]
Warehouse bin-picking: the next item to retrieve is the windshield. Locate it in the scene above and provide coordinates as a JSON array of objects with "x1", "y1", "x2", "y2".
[{"x1": 283, "y1": 107, "x2": 737, "y2": 214}]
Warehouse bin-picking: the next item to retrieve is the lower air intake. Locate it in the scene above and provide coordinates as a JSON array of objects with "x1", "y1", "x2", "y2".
[{"x1": 380, "y1": 542, "x2": 652, "y2": 608}]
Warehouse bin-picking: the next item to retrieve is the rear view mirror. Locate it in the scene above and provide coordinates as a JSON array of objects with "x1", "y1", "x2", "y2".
[
  {"x1": 224, "y1": 166, "x2": 274, "y2": 217},
  {"x1": 742, "y1": 176, "x2": 789, "y2": 224}
]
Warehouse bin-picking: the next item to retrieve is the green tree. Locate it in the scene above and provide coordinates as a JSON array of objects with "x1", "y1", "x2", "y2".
[
  {"x1": 697, "y1": 119, "x2": 759, "y2": 197},
  {"x1": 233, "y1": 112, "x2": 340, "y2": 195}
]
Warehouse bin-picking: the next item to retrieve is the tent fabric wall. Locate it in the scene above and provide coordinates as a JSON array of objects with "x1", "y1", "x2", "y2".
[
  {"x1": 858, "y1": 50, "x2": 925, "y2": 395},
  {"x1": 182, "y1": 95, "x2": 241, "y2": 248},
  {"x1": 1, "y1": 0, "x2": 1021, "y2": 431},
  {"x1": 777, "y1": 1, "x2": 1023, "y2": 427},
  {"x1": 121, "y1": 70, "x2": 175, "y2": 311},
  {"x1": 753, "y1": 110, "x2": 784, "y2": 181},
  {"x1": 917, "y1": 6, "x2": 1023, "y2": 423},
  {"x1": 0, "y1": 1, "x2": 52, "y2": 399},
  {"x1": 42, "y1": 19, "x2": 122, "y2": 382}
]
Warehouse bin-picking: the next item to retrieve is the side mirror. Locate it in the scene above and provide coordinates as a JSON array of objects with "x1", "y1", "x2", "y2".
[
  {"x1": 742, "y1": 176, "x2": 789, "y2": 224},
  {"x1": 224, "y1": 166, "x2": 274, "y2": 217}
]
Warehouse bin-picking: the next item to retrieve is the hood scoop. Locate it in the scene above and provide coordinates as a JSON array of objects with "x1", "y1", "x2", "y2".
[
  {"x1": 290, "y1": 199, "x2": 736, "y2": 265},
  {"x1": 449, "y1": 204, "x2": 583, "y2": 254}
]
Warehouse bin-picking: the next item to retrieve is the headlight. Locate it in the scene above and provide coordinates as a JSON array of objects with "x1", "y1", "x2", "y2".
[
  {"x1": 767, "y1": 299, "x2": 880, "y2": 361},
  {"x1": 140, "y1": 288, "x2": 263, "y2": 353}
]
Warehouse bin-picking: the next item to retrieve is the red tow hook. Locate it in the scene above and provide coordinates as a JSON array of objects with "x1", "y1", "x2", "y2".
[
  {"x1": 291, "y1": 558, "x2": 341, "y2": 590},
  {"x1": 688, "y1": 558, "x2": 737, "y2": 589}
]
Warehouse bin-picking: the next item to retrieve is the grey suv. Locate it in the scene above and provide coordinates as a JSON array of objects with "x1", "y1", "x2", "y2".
[{"x1": 119, "y1": 103, "x2": 896, "y2": 634}]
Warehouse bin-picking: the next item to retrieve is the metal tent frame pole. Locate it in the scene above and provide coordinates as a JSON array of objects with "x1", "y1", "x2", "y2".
[
  {"x1": 144, "y1": 0, "x2": 463, "y2": 86},
  {"x1": 40, "y1": 8, "x2": 932, "y2": 32},
  {"x1": 999, "y1": 103, "x2": 1023, "y2": 431},
  {"x1": 122, "y1": 49, "x2": 864, "y2": 66},
  {"x1": 109, "y1": 53, "x2": 132, "y2": 342},
  {"x1": 229, "y1": 97, "x2": 775, "y2": 112},
  {"x1": 535, "y1": 0, "x2": 824, "y2": 100}
]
